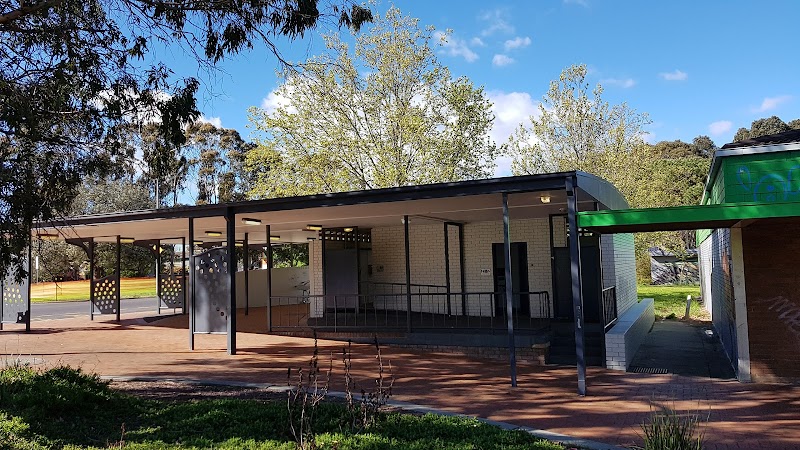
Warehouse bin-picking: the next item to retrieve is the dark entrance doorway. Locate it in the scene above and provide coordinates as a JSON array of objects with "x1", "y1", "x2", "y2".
[
  {"x1": 492, "y1": 242, "x2": 530, "y2": 316},
  {"x1": 552, "y1": 225, "x2": 603, "y2": 322}
]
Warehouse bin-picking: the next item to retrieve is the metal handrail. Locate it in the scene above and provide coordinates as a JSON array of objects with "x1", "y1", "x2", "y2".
[{"x1": 601, "y1": 286, "x2": 618, "y2": 331}]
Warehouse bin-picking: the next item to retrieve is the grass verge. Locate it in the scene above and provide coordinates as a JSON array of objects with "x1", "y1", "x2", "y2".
[
  {"x1": 637, "y1": 284, "x2": 708, "y2": 321},
  {"x1": 31, "y1": 278, "x2": 157, "y2": 303},
  {"x1": 0, "y1": 366, "x2": 564, "y2": 450}
]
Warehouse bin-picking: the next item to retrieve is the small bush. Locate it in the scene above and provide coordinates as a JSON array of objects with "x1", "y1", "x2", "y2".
[{"x1": 641, "y1": 406, "x2": 706, "y2": 450}]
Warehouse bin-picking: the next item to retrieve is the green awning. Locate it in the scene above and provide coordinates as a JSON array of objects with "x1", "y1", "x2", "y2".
[{"x1": 578, "y1": 201, "x2": 800, "y2": 233}]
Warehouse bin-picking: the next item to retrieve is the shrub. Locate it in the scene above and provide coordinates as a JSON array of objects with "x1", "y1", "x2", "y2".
[{"x1": 641, "y1": 406, "x2": 706, "y2": 450}]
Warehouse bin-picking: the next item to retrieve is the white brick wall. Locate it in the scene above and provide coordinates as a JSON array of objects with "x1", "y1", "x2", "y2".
[
  {"x1": 366, "y1": 218, "x2": 553, "y2": 317},
  {"x1": 612, "y1": 233, "x2": 637, "y2": 316},
  {"x1": 605, "y1": 297, "x2": 655, "y2": 370},
  {"x1": 308, "y1": 239, "x2": 323, "y2": 318}
]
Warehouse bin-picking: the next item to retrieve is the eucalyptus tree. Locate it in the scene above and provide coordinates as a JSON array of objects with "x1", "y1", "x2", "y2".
[
  {"x1": 246, "y1": 7, "x2": 498, "y2": 198},
  {"x1": 0, "y1": 0, "x2": 372, "y2": 277}
]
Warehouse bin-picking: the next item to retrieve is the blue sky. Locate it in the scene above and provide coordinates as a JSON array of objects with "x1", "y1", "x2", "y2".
[{"x1": 185, "y1": 0, "x2": 800, "y2": 176}]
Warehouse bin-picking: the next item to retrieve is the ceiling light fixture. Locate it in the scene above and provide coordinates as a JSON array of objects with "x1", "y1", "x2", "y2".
[
  {"x1": 305, "y1": 224, "x2": 323, "y2": 231},
  {"x1": 205, "y1": 231, "x2": 222, "y2": 237},
  {"x1": 270, "y1": 235, "x2": 281, "y2": 241},
  {"x1": 193, "y1": 240, "x2": 204, "y2": 246},
  {"x1": 235, "y1": 241, "x2": 244, "y2": 247},
  {"x1": 119, "y1": 237, "x2": 135, "y2": 244},
  {"x1": 343, "y1": 227, "x2": 354, "y2": 232},
  {"x1": 241, "y1": 218, "x2": 261, "y2": 226},
  {"x1": 540, "y1": 194, "x2": 551, "y2": 204},
  {"x1": 37, "y1": 233, "x2": 59, "y2": 241}
]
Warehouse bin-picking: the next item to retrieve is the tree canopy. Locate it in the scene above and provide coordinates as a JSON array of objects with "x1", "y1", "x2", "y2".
[
  {"x1": 733, "y1": 115, "x2": 800, "y2": 142},
  {"x1": 246, "y1": 7, "x2": 498, "y2": 198},
  {"x1": 1, "y1": 0, "x2": 372, "y2": 277}
]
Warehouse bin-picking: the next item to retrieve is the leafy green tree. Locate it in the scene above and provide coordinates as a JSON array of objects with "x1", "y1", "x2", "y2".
[
  {"x1": 507, "y1": 63, "x2": 651, "y2": 203},
  {"x1": 246, "y1": 7, "x2": 498, "y2": 198},
  {"x1": 184, "y1": 122, "x2": 253, "y2": 204},
  {"x1": 1, "y1": 0, "x2": 372, "y2": 279},
  {"x1": 789, "y1": 119, "x2": 800, "y2": 130},
  {"x1": 733, "y1": 116, "x2": 792, "y2": 142},
  {"x1": 691, "y1": 135, "x2": 717, "y2": 158}
]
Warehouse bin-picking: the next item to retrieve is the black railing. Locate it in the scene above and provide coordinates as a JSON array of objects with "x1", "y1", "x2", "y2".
[
  {"x1": 269, "y1": 290, "x2": 551, "y2": 333},
  {"x1": 601, "y1": 286, "x2": 618, "y2": 331}
]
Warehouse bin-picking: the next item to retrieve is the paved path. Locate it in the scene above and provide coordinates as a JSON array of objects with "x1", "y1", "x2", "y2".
[
  {"x1": 30, "y1": 297, "x2": 167, "y2": 321},
  {"x1": 2, "y1": 310, "x2": 798, "y2": 450},
  {"x1": 630, "y1": 320, "x2": 736, "y2": 379}
]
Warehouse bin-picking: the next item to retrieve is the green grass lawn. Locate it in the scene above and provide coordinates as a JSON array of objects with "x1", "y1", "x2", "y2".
[
  {"x1": 31, "y1": 278, "x2": 157, "y2": 302},
  {"x1": 637, "y1": 284, "x2": 709, "y2": 321},
  {"x1": 0, "y1": 366, "x2": 564, "y2": 450}
]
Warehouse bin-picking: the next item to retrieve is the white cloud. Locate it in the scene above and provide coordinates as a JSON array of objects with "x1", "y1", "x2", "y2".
[
  {"x1": 601, "y1": 78, "x2": 636, "y2": 89},
  {"x1": 197, "y1": 115, "x2": 222, "y2": 128},
  {"x1": 659, "y1": 69, "x2": 688, "y2": 81},
  {"x1": 503, "y1": 36, "x2": 532, "y2": 51},
  {"x1": 470, "y1": 37, "x2": 486, "y2": 47},
  {"x1": 479, "y1": 9, "x2": 515, "y2": 36},
  {"x1": 564, "y1": 0, "x2": 589, "y2": 7},
  {"x1": 753, "y1": 95, "x2": 792, "y2": 113},
  {"x1": 708, "y1": 120, "x2": 733, "y2": 136},
  {"x1": 434, "y1": 31, "x2": 479, "y2": 63},
  {"x1": 260, "y1": 88, "x2": 295, "y2": 113},
  {"x1": 487, "y1": 91, "x2": 540, "y2": 177},
  {"x1": 492, "y1": 54, "x2": 515, "y2": 67}
]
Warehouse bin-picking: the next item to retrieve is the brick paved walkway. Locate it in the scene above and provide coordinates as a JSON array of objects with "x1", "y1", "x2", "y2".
[{"x1": 2, "y1": 310, "x2": 798, "y2": 450}]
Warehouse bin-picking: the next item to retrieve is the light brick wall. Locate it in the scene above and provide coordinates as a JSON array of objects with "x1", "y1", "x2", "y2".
[
  {"x1": 308, "y1": 239, "x2": 324, "y2": 318},
  {"x1": 368, "y1": 218, "x2": 552, "y2": 317},
  {"x1": 605, "y1": 298, "x2": 654, "y2": 370},
  {"x1": 612, "y1": 233, "x2": 638, "y2": 316},
  {"x1": 699, "y1": 236, "x2": 714, "y2": 317}
]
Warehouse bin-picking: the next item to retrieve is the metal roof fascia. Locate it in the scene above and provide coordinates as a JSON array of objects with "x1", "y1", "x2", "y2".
[{"x1": 578, "y1": 201, "x2": 800, "y2": 231}]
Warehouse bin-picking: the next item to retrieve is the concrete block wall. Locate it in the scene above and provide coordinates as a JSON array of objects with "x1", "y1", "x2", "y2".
[
  {"x1": 612, "y1": 233, "x2": 638, "y2": 316},
  {"x1": 368, "y1": 218, "x2": 553, "y2": 318},
  {"x1": 308, "y1": 239, "x2": 323, "y2": 318},
  {"x1": 605, "y1": 297, "x2": 655, "y2": 370},
  {"x1": 710, "y1": 228, "x2": 737, "y2": 368}
]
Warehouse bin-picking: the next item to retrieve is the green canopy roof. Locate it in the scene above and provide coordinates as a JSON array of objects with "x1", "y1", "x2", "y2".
[{"x1": 578, "y1": 201, "x2": 800, "y2": 233}]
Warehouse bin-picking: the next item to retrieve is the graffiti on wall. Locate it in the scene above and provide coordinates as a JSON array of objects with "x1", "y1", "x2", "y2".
[
  {"x1": 754, "y1": 295, "x2": 800, "y2": 345},
  {"x1": 735, "y1": 165, "x2": 800, "y2": 203}
]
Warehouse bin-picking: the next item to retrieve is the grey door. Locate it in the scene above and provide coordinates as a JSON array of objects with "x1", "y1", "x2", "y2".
[
  {"x1": 324, "y1": 248, "x2": 359, "y2": 310},
  {"x1": 552, "y1": 236, "x2": 602, "y2": 322},
  {"x1": 492, "y1": 242, "x2": 530, "y2": 316}
]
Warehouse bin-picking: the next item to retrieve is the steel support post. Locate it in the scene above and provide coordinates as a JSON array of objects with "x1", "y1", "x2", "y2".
[
  {"x1": 88, "y1": 238, "x2": 95, "y2": 320},
  {"x1": 244, "y1": 232, "x2": 249, "y2": 316},
  {"x1": 502, "y1": 193, "x2": 517, "y2": 387},
  {"x1": 188, "y1": 218, "x2": 195, "y2": 350},
  {"x1": 444, "y1": 223, "x2": 452, "y2": 315},
  {"x1": 226, "y1": 208, "x2": 237, "y2": 355},
  {"x1": 266, "y1": 225, "x2": 273, "y2": 332},
  {"x1": 404, "y1": 215, "x2": 412, "y2": 332},
  {"x1": 115, "y1": 235, "x2": 121, "y2": 322},
  {"x1": 458, "y1": 223, "x2": 467, "y2": 315},
  {"x1": 156, "y1": 239, "x2": 162, "y2": 315},
  {"x1": 181, "y1": 237, "x2": 187, "y2": 314},
  {"x1": 26, "y1": 242, "x2": 31, "y2": 332},
  {"x1": 566, "y1": 176, "x2": 587, "y2": 396}
]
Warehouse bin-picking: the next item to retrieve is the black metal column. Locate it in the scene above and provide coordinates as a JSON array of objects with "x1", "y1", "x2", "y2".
[
  {"x1": 266, "y1": 225, "x2": 273, "y2": 332},
  {"x1": 88, "y1": 238, "x2": 95, "y2": 321},
  {"x1": 444, "y1": 222, "x2": 452, "y2": 315},
  {"x1": 404, "y1": 215, "x2": 412, "y2": 332},
  {"x1": 115, "y1": 235, "x2": 121, "y2": 322},
  {"x1": 566, "y1": 176, "x2": 586, "y2": 396},
  {"x1": 458, "y1": 223, "x2": 467, "y2": 315},
  {"x1": 26, "y1": 242, "x2": 31, "y2": 332},
  {"x1": 181, "y1": 237, "x2": 187, "y2": 314},
  {"x1": 188, "y1": 218, "x2": 195, "y2": 350},
  {"x1": 502, "y1": 193, "x2": 517, "y2": 387},
  {"x1": 156, "y1": 239, "x2": 162, "y2": 315},
  {"x1": 226, "y1": 208, "x2": 237, "y2": 355},
  {"x1": 244, "y1": 232, "x2": 249, "y2": 316}
]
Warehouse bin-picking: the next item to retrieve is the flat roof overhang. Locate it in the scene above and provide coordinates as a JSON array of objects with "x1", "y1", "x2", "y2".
[
  {"x1": 34, "y1": 172, "x2": 627, "y2": 243},
  {"x1": 578, "y1": 201, "x2": 800, "y2": 233}
]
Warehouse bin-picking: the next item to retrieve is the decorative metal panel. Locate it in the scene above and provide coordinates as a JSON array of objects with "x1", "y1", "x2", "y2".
[
  {"x1": 160, "y1": 274, "x2": 185, "y2": 309},
  {"x1": 194, "y1": 248, "x2": 230, "y2": 333},
  {"x1": 2, "y1": 266, "x2": 29, "y2": 324},
  {"x1": 91, "y1": 274, "x2": 118, "y2": 315}
]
